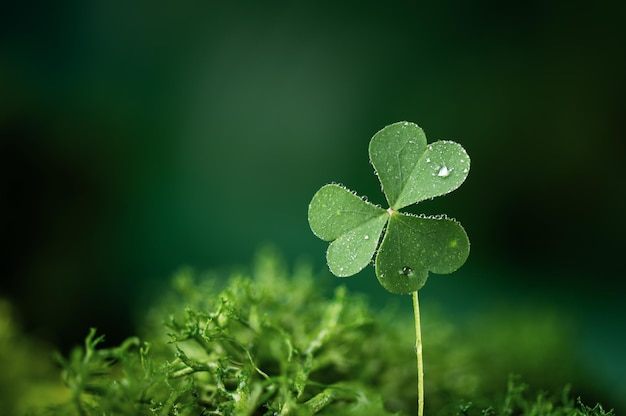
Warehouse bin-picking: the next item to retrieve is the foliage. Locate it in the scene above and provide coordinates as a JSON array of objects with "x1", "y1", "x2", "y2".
[
  {"x1": 308, "y1": 121, "x2": 472, "y2": 415},
  {"x1": 29, "y1": 251, "x2": 414, "y2": 415},
  {"x1": 308, "y1": 121, "x2": 470, "y2": 294},
  {"x1": 2, "y1": 250, "x2": 612, "y2": 415},
  {"x1": 456, "y1": 376, "x2": 614, "y2": 416},
  {"x1": 0, "y1": 299, "x2": 65, "y2": 415}
]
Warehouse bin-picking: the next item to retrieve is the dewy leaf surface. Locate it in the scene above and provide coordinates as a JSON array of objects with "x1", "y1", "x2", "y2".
[
  {"x1": 394, "y1": 141, "x2": 470, "y2": 209},
  {"x1": 308, "y1": 184, "x2": 387, "y2": 277},
  {"x1": 308, "y1": 184, "x2": 385, "y2": 241},
  {"x1": 375, "y1": 213, "x2": 470, "y2": 294},
  {"x1": 369, "y1": 122, "x2": 427, "y2": 209},
  {"x1": 369, "y1": 122, "x2": 470, "y2": 210},
  {"x1": 327, "y1": 214, "x2": 388, "y2": 277}
]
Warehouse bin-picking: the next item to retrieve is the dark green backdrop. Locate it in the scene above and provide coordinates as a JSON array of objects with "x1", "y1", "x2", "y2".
[{"x1": 2, "y1": 0, "x2": 625, "y2": 410}]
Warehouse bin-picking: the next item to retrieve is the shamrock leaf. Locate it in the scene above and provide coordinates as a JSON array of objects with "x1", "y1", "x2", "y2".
[
  {"x1": 308, "y1": 121, "x2": 470, "y2": 294},
  {"x1": 369, "y1": 122, "x2": 470, "y2": 210},
  {"x1": 309, "y1": 184, "x2": 388, "y2": 277}
]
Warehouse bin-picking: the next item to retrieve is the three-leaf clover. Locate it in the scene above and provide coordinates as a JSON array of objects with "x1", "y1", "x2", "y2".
[{"x1": 308, "y1": 121, "x2": 470, "y2": 294}]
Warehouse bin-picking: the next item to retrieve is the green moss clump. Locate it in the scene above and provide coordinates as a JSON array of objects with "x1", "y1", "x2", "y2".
[
  {"x1": 457, "y1": 376, "x2": 614, "y2": 416},
  {"x1": 32, "y1": 251, "x2": 416, "y2": 415},
  {"x1": 7, "y1": 249, "x2": 615, "y2": 415},
  {"x1": 0, "y1": 299, "x2": 69, "y2": 415}
]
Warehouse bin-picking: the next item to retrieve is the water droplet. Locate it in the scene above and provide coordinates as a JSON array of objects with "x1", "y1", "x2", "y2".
[
  {"x1": 437, "y1": 166, "x2": 452, "y2": 177},
  {"x1": 399, "y1": 266, "x2": 413, "y2": 276}
]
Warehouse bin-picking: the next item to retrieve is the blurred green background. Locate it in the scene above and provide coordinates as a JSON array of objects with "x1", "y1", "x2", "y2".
[{"x1": 1, "y1": 0, "x2": 625, "y2": 411}]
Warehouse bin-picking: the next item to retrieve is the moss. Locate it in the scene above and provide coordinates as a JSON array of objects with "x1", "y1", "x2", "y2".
[
  {"x1": 0, "y1": 299, "x2": 69, "y2": 415},
  {"x1": 3, "y1": 249, "x2": 615, "y2": 415}
]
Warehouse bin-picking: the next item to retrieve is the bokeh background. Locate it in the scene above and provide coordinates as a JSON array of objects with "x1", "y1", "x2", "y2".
[{"x1": 2, "y1": 0, "x2": 625, "y2": 411}]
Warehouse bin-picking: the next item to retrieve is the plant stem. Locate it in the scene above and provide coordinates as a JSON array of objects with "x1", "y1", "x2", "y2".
[{"x1": 412, "y1": 290, "x2": 424, "y2": 416}]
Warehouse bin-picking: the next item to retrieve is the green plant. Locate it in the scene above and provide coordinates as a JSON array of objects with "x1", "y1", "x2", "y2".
[
  {"x1": 32, "y1": 251, "x2": 420, "y2": 415},
  {"x1": 308, "y1": 121, "x2": 471, "y2": 415},
  {"x1": 456, "y1": 376, "x2": 615, "y2": 416},
  {"x1": 3, "y1": 124, "x2": 616, "y2": 414},
  {"x1": 6, "y1": 250, "x2": 614, "y2": 414},
  {"x1": 0, "y1": 299, "x2": 66, "y2": 415}
]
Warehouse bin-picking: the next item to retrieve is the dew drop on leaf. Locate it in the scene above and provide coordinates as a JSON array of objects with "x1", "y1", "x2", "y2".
[
  {"x1": 437, "y1": 166, "x2": 452, "y2": 177},
  {"x1": 399, "y1": 266, "x2": 413, "y2": 276}
]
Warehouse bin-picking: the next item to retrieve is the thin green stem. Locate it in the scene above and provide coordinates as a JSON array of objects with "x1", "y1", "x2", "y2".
[{"x1": 412, "y1": 291, "x2": 424, "y2": 416}]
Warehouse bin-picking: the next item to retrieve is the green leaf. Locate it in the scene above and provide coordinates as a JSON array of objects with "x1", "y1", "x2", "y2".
[
  {"x1": 327, "y1": 213, "x2": 388, "y2": 277},
  {"x1": 308, "y1": 184, "x2": 386, "y2": 241},
  {"x1": 370, "y1": 122, "x2": 470, "y2": 210},
  {"x1": 308, "y1": 121, "x2": 471, "y2": 293},
  {"x1": 308, "y1": 184, "x2": 387, "y2": 277},
  {"x1": 375, "y1": 213, "x2": 470, "y2": 294},
  {"x1": 395, "y1": 141, "x2": 470, "y2": 209},
  {"x1": 369, "y1": 122, "x2": 427, "y2": 209}
]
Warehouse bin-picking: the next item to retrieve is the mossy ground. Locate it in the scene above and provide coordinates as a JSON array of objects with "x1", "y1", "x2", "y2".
[{"x1": 0, "y1": 249, "x2": 615, "y2": 415}]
